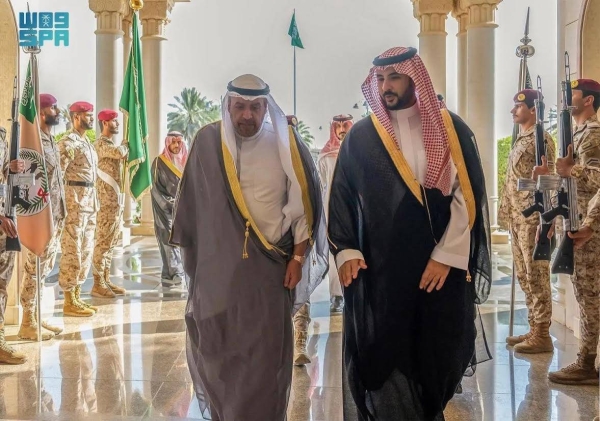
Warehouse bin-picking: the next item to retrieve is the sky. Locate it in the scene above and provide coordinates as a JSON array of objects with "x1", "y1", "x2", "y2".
[{"x1": 14, "y1": 0, "x2": 557, "y2": 148}]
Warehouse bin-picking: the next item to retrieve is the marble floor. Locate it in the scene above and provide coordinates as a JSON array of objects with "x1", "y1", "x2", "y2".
[{"x1": 0, "y1": 238, "x2": 597, "y2": 420}]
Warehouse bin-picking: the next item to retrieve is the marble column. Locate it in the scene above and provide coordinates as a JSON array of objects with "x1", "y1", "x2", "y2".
[
  {"x1": 412, "y1": 0, "x2": 453, "y2": 98},
  {"x1": 133, "y1": 0, "x2": 173, "y2": 236},
  {"x1": 464, "y1": 0, "x2": 503, "y2": 228},
  {"x1": 452, "y1": 2, "x2": 469, "y2": 118}
]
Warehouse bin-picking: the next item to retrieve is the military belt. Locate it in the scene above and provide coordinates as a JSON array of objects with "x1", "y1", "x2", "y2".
[{"x1": 67, "y1": 181, "x2": 94, "y2": 188}]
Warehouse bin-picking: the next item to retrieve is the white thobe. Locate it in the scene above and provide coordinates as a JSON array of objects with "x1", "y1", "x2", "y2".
[
  {"x1": 318, "y1": 153, "x2": 343, "y2": 297},
  {"x1": 236, "y1": 124, "x2": 309, "y2": 245},
  {"x1": 336, "y1": 103, "x2": 471, "y2": 270}
]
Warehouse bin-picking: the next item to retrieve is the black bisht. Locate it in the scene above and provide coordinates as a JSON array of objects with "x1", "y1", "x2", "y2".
[{"x1": 328, "y1": 111, "x2": 492, "y2": 421}]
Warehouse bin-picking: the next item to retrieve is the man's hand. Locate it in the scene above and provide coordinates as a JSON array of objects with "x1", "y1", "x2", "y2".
[
  {"x1": 0, "y1": 216, "x2": 17, "y2": 238},
  {"x1": 284, "y1": 259, "x2": 302, "y2": 290},
  {"x1": 419, "y1": 259, "x2": 451, "y2": 293},
  {"x1": 568, "y1": 226, "x2": 594, "y2": 249},
  {"x1": 556, "y1": 144, "x2": 575, "y2": 177},
  {"x1": 338, "y1": 259, "x2": 368, "y2": 287},
  {"x1": 9, "y1": 159, "x2": 24, "y2": 174},
  {"x1": 532, "y1": 155, "x2": 550, "y2": 179},
  {"x1": 536, "y1": 224, "x2": 555, "y2": 242}
]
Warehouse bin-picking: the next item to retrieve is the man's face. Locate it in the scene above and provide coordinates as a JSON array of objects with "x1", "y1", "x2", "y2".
[
  {"x1": 511, "y1": 102, "x2": 535, "y2": 125},
  {"x1": 571, "y1": 90, "x2": 594, "y2": 116},
  {"x1": 333, "y1": 121, "x2": 353, "y2": 142},
  {"x1": 41, "y1": 104, "x2": 60, "y2": 126},
  {"x1": 377, "y1": 68, "x2": 416, "y2": 110},
  {"x1": 228, "y1": 97, "x2": 267, "y2": 137},
  {"x1": 75, "y1": 112, "x2": 94, "y2": 130},
  {"x1": 104, "y1": 118, "x2": 119, "y2": 135},
  {"x1": 168, "y1": 136, "x2": 183, "y2": 154}
]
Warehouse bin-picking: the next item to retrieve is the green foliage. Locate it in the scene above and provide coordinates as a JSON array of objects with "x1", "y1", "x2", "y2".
[
  {"x1": 297, "y1": 120, "x2": 314, "y2": 146},
  {"x1": 167, "y1": 87, "x2": 221, "y2": 144}
]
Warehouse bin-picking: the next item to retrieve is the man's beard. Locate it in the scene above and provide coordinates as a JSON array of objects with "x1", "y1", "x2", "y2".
[
  {"x1": 44, "y1": 115, "x2": 59, "y2": 126},
  {"x1": 382, "y1": 91, "x2": 415, "y2": 111}
]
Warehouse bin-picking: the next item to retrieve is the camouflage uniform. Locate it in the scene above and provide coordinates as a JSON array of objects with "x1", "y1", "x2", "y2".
[
  {"x1": 57, "y1": 130, "x2": 99, "y2": 292},
  {"x1": 91, "y1": 135, "x2": 128, "y2": 293},
  {"x1": 0, "y1": 133, "x2": 17, "y2": 329},
  {"x1": 569, "y1": 115, "x2": 600, "y2": 359},
  {"x1": 498, "y1": 127, "x2": 556, "y2": 328},
  {"x1": 20, "y1": 131, "x2": 66, "y2": 311}
]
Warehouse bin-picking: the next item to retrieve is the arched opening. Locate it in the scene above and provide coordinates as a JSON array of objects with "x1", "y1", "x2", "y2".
[
  {"x1": 580, "y1": 0, "x2": 600, "y2": 81},
  {"x1": 0, "y1": 0, "x2": 19, "y2": 138}
]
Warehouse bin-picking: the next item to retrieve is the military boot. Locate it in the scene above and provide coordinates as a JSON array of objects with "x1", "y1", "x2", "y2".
[
  {"x1": 506, "y1": 320, "x2": 535, "y2": 346},
  {"x1": 514, "y1": 322, "x2": 554, "y2": 354},
  {"x1": 548, "y1": 353, "x2": 599, "y2": 385},
  {"x1": 106, "y1": 280, "x2": 126, "y2": 296},
  {"x1": 18, "y1": 308, "x2": 53, "y2": 341},
  {"x1": 91, "y1": 278, "x2": 116, "y2": 298},
  {"x1": 0, "y1": 328, "x2": 27, "y2": 365},
  {"x1": 293, "y1": 304, "x2": 311, "y2": 366},
  {"x1": 75, "y1": 285, "x2": 99, "y2": 312},
  {"x1": 63, "y1": 289, "x2": 95, "y2": 317}
]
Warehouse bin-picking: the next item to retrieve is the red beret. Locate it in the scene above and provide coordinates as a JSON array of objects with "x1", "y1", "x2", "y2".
[
  {"x1": 69, "y1": 101, "x2": 94, "y2": 113},
  {"x1": 97, "y1": 109, "x2": 119, "y2": 121},
  {"x1": 571, "y1": 79, "x2": 600, "y2": 93},
  {"x1": 39, "y1": 94, "x2": 57, "y2": 109},
  {"x1": 514, "y1": 89, "x2": 542, "y2": 108}
]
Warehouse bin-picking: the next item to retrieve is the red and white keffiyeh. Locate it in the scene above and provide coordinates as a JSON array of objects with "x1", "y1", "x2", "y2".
[
  {"x1": 320, "y1": 115, "x2": 354, "y2": 157},
  {"x1": 162, "y1": 132, "x2": 188, "y2": 172},
  {"x1": 362, "y1": 46, "x2": 452, "y2": 196}
]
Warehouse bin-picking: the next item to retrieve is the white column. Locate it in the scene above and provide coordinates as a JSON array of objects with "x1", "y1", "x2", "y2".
[
  {"x1": 412, "y1": 1, "x2": 453, "y2": 98},
  {"x1": 91, "y1": 2, "x2": 124, "y2": 132},
  {"x1": 465, "y1": 0, "x2": 502, "y2": 227},
  {"x1": 133, "y1": 0, "x2": 172, "y2": 236},
  {"x1": 453, "y1": 6, "x2": 469, "y2": 118}
]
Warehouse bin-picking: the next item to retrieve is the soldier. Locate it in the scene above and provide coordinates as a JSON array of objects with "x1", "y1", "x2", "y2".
[
  {"x1": 498, "y1": 89, "x2": 556, "y2": 353},
  {"x1": 57, "y1": 101, "x2": 99, "y2": 317},
  {"x1": 534, "y1": 78, "x2": 600, "y2": 385},
  {"x1": 0, "y1": 126, "x2": 27, "y2": 364},
  {"x1": 91, "y1": 109, "x2": 128, "y2": 298},
  {"x1": 18, "y1": 94, "x2": 66, "y2": 340}
]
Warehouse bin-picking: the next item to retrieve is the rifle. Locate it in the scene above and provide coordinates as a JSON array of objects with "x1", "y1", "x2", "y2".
[
  {"x1": 538, "y1": 52, "x2": 578, "y2": 275},
  {"x1": 5, "y1": 77, "x2": 34, "y2": 252},
  {"x1": 516, "y1": 76, "x2": 555, "y2": 260}
]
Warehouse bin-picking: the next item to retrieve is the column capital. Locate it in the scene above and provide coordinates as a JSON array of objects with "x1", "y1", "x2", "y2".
[
  {"x1": 89, "y1": 0, "x2": 128, "y2": 35},
  {"x1": 411, "y1": 0, "x2": 453, "y2": 35},
  {"x1": 462, "y1": 0, "x2": 503, "y2": 29},
  {"x1": 139, "y1": 0, "x2": 175, "y2": 39},
  {"x1": 451, "y1": 0, "x2": 469, "y2": 34}
]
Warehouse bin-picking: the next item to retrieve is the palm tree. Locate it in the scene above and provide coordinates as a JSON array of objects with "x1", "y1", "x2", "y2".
[
  {"x1": 58, "y1": 104, "x2": 72, "y2": 131},
  {"x1": 167, "y1": 88, "x2": 221, "y2": 143},
  {"x1": 297, "y1": 120, "x2": 314, "y2": 146}
]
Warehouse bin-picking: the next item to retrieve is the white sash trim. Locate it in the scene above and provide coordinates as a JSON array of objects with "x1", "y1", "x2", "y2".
[{"x1": 97, "y1": 168, "x2": 125, "y2": 206}]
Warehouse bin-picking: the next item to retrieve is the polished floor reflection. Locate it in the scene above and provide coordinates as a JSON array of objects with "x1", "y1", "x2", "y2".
[{"x1": 0, "y1": 238, "x2": 597, "y2": 420}]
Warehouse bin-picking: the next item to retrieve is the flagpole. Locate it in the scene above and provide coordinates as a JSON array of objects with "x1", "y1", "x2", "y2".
[{"x1": 294, "y1": 45, "x2": 297, "y2": 116}]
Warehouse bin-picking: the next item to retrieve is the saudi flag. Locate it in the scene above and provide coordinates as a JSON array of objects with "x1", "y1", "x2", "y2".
[
  {"x1": 16, "y1": 59, "x2": 53, "y2": 256},
  {"x1": 288, "y1": 11, "x2": 304, "y2": 49},
  {"x1": 120, "y1": 12, "x2": 151, "y2": 200}
]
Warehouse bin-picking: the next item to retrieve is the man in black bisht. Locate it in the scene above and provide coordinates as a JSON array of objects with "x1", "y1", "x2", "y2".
[
  {"x1": 151, "y1": 131, "x2": 187, "y2": 288},
  {"x1": 170, "y1": 74, "x2": 328, "y2": 421},
  {"x1": 328, "y1": 46, "x2": 492, "y2": 420}
]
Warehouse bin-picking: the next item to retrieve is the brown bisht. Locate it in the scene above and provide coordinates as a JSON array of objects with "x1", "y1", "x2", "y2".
[{"x1": 170, "y1": 121, "x2": 328, "y2": 421}]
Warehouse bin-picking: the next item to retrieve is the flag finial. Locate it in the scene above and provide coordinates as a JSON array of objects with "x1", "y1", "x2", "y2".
[{"x1": 130, "y1": 0, "x2": 144, "y2": 11}]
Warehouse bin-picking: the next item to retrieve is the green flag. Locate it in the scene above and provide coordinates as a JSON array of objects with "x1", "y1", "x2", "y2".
[
  {"x1": 120, "y1": 12, "x2": 150, "y2": 200},
  {"x1": 288, "y1": 11, "x2": 304, "y2": 49}
]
